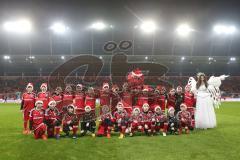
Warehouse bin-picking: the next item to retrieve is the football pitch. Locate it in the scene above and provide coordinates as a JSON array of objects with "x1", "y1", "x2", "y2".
[{"x1": 0, "y1": 102, "x2": 239, "y2": 160}]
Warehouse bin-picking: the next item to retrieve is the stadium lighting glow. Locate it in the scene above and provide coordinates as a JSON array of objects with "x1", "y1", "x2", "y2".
[
  {"x1": 181, "y1": 56, "x2": 185, "y2": 61},
  {"x1": 90, "y1": 22, "x2": 106, "y2": 30},
  {"x1": 3, "y1": 55, "x2": 10, "y2": 60},
  {"x1": 140, "y1": 20, "x2": 157, "y2": 33},
  {"x1": 61, "y1": 56, "x2": 65, "y2": 60},
  {"x1": 50, "y1": 22, "x2": 69, "y2": 34},
  {"x1": 145, "y1": 56, "x2": 148, "y2": 60},
  {"x1": 29, "y1": 56, "x2": 35, "y2": 59},
  {"x1": 230, "y1": 57, "x2": 236, "y2": 61},
  {"x1": 213, "y1": 25, "x2": 237, "y2": 35},
  {"x1": 3, "y1": 19, "x2": 32, "y2": 34},
  {"x1": 99, "y1": 56, "x2": 103, "y2": 59},
  {"x1": 208, "y1": 57, "x2": 213, "y2": 61},
  {"x1": 109, "y1": 25, "x2": 114, "y2": 29},
  {"x1": 176, "y1": 24, "x2": 194, "y2": 37}
]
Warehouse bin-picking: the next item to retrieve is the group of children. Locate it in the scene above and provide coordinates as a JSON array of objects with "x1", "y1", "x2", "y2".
[{"x1": 21, "y1": 80, "x2": 196, "y2": 140}]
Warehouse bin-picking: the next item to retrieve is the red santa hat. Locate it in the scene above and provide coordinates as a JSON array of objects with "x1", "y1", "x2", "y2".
[
  {"x1": 133, "y1": 106, "x2": 141, "y2": 113},
  {"x1": 84, "y1": 105, "x2": 92, "y2": 113},
  {"x1": 76, "y1": 84, "x2": 83, "y2": 87},
  {"x1": 48, "y1": 98, "x2": 56, "y2": 106},
  {"x1": 35, "y1": 99, "x2": 43, "y2": 106},
  {"x1": 102, "y1": 82, "x2": 109, "y2": 89},
  {"x1": 131, "y1": 68, "x2": 143, "y2": 77},
  {"x1": 40, "y1": 83, "x2": 47, "y2": 88},
  {"x1": 168, "y1": 107, "x2": 175, "y2": 113},
  {"x1": 176, "y1": 86, "x2": 183, "y2": 91},
  {"x1": 26, "y1": 82, "x2": 33, "y2": 88},
  {"x1": 153, "y1": 104, "x2": 161, "y2": 113}
]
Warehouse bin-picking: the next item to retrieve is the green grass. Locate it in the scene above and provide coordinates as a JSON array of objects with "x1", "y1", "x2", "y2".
[{"x1": 0, "y1": 102, "x2": 240, "y2": 160}]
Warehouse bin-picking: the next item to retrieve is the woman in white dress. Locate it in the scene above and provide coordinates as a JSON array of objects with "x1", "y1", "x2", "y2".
[{"x1": 188, "y1": 73, "x2": 228, "y2": 129}]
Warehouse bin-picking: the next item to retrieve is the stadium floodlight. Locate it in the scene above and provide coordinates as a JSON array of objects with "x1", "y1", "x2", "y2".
[
  {"x1": 50, "y1": 22, "x2": 69, "y2": 34},
  {"x1": 208, "y1": 57, "x2": 213, "y2": 61},
  {"x1": 99, "y1": 56, "x2": 103, "y2": 59},
  {"x1": 145, "y1": 56, "x2": 148, "y2": 60},
  {"x1": 181, "y1": 56, "x2": 185, "y2": 61},
  {"x1": 3, "y1": 55, "x2": 10, "y2": 60},
  {"x1": 3, "y1": 19, "x2": 32, "y2": 34},
  {"x1": 176, "y1": 24, "x2": 194, "y2": 37},
  {"x1": 213, "y1": 25, "x2": 237, "y2": 35},
  {"x1": 29, "y1": 56, "x2": 35, "y2": 59},
  {"x1": 90, "y1": 22, "x2": 106, "y2": 30},
  {"x1": 61, "y1": 56, "x2": 65, "y2": 60},
  {"x1": 140, "y1": 20, "x2": 157, "y2": 33},
  {"x1": 230, "y1": 57, "x2": 236, "y2": 61}
]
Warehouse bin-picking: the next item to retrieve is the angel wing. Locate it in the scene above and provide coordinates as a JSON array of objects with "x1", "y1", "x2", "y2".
[
  {"x1": 207, "y1": 75, "x2": 229, "y2": 108},
  {"x1": 187, "y1": 77, "x2": 197, "y2": 94}
]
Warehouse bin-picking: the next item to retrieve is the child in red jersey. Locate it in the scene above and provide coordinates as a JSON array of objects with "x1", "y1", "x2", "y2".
[
  {"x1": 177, "y1": 103, "x2": 192, "y2": 134},
  {"x1": 62, "y1": 85, "x2": 74, "y2": 113},
  {"x1": 45, "y1": 99, "x2": 61, "y2": 139},
  {"x1": 151, "y1": 105, "x2": 168, "y2": 136},
  {"x1": 62, "y1": 105, "x2": 79, "y2": 139},
  {"x1": 51, "y1": 87, "x2": 63, "y2": 112},
  {"x1": 152, "y1": 86, "x2": 168, "y2": 113},
  {"x1": 74, "y1": 84, "x2": 85, "y2": 117},
  {"x1": 141, "y1": 103, "x2": 153, "y2": 136},
  {"x1": 113, "y1": 102, "x2": 129, "y2": 139},
  {"x1": 184, "y1": 85, "x2": 196, "y2": 129},
  {"x1": 37, "y1": 83, "x2": 50, "y2": 110},
  {"x1": 167, "y1": 88, "x2": 176, "y2": 110},
  {"x1": 21, "y1": 83, "x2": 35, "y2": 134},
  {"x1": 29, "y1": 100, "x2": 47, "y2": 140},
  {"x1": 80, "y1": 105, "x2": 96, "y2": 137},
  {"x1": 129, "y1": 107, "x2": 143, "y2": 137},
  {"x1": 97, "y1": 105, "x2": 113, "y2": 138}
]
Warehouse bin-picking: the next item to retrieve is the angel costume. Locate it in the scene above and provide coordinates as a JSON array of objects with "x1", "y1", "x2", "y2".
[{"x1": 188, "y1": 73, "x2": 228, "y2": 129}]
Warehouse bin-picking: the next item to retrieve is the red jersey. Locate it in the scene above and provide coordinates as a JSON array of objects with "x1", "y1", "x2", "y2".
[
  {"x1": 153, "y1": 93, "x2": 167, "y2": 111},
  {"x1": 74, "y1": 91, "x2": 85, "y2": 110},
  {"x1": 29, "y1": 109, "x2": 45, "y2": 130},
  {"x1": 177, "y1": 111, "x2": 191, "y2": 125},
  {"x1": 111, "y1": 92, "x2": 121, "y2": 108},
  {"x1": 99, "y1": 90, "x2": 111, "y2": 106},
  {"x1": 113, "y1": 110, "x2": 128, "y2": 123},
  {"x1": 141, "y1": 111, "x2": 153, "y2": 123},
  {"x1": 51, "y1": 93, "x2": 63, "y2": 112},
  {"x1": 37, "y1": 92, "x2": 50, "y2": 110},
  {"x1": 153, "y1": 113, "x2": 167, "y2": 123},
  {"x1": 62, "y1": 113, "x2": 78, "y2": 125},
  {"x1": 184, "y1": 92, "x2": 195, "y2": 108},
  {"x1": 167, "y1": 94, "x2": 176, "y2": 108},
  {"x1": 21, "y1": 92, "x2": 35, "y2": 111},
  {"x1": 62, "y1": 92, "x2": 74, "y2": 107},
  {"x1": 136, "y1": 93, "x2": 149, "y2": 107},
  {"x1": 45, "y1": 108, "x2": 60, "y2": 125},
  {"x1": 121, "y1": 91, "x2": 133, "y2": 107},
  {"x1": 85, "y1": 94, "x2": 97, "y2": 110}
]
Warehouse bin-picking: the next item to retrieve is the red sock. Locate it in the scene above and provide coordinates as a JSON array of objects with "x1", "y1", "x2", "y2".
[
  {"x1": 73, "y1": 125, "x2": 78, "y2": 135},
  {"x1": 55, "y1": 126, "x2": 60, "y2": 135}
]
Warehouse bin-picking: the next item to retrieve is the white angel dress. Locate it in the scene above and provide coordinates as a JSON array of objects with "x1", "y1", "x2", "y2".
[{"x1": 188, "y1": 75, "x2": 228, "y2": 129}]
